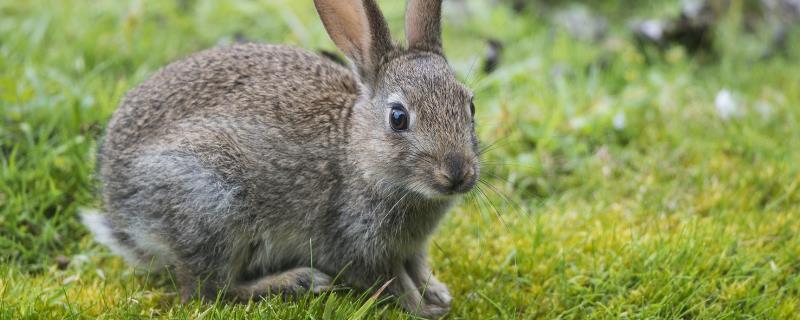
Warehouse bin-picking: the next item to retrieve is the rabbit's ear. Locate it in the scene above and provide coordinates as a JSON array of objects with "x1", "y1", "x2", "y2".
[
  {"x1": 314, "y1": 0, "x2": 393, "y2": 85},
  {"x1": 405, "y1": 0, "x2": 442, "y2": 53}
]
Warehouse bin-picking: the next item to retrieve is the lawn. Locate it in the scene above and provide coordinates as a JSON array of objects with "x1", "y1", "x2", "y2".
[{"x1": 1, "y1": 0, "x2": 799, "y2": 318}]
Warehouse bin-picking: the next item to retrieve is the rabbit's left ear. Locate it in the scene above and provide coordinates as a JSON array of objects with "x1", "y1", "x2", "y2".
[
  {"x1": 405, "y1": 0, "x2": 443, "y2": 53},
  {"x1": 314, "y1": 0, "x2": 394, "y2": 86}
]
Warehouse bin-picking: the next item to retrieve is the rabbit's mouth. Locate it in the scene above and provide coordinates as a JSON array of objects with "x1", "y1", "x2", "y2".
[
  {"x1": 421, "y1": 153, "x2": 479, "y2": 198},
  {"x1": 428, "y1": 170, "x2": 477, "y2": 196}
]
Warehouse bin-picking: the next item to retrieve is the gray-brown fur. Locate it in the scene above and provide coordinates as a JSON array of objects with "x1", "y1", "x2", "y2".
[{"x1": 83, "y1": 0, "x2": 476, "y2": 318}]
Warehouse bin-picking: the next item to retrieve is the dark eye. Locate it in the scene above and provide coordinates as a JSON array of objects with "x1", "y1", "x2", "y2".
[
  {"x1": 389, "y1": 103, "x2": 409, "y2": 131},
  {"x1": 469, "y1": 100, "x2": 475, "y2": 117}
]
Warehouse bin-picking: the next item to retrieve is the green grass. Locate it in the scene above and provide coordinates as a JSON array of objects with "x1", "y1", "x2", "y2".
[{"x1": 2, "y1": 0, "x2": 800, "y2": 318}]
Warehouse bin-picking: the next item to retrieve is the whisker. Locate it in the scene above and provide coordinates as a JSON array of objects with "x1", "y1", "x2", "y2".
[
  {"x1": 479, "y1": 161, "x2": 539, "y2": 171},
  {"x1": 463, "y1": 56, "x2": 481, "y2": 87},
  {"x1": 478, "y1": 178, "x2": 528, "y2": 217},
  {"x1": 474, "y1": 184, "x2": 509, "y2": 230},
  {"x1": 480, "y1": 171, "x2": 519, "y2": 191},
  {"x1": 465, "y1": 187, "x2": 493, "y2": 237},
  {"x1": 478, "y1": 135, "x2": 514, "y2": 156}
]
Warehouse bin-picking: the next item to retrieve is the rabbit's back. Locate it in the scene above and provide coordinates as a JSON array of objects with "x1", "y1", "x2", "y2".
[{"x1": 103, "y1": 43, "x2": 359, "y2": 155}]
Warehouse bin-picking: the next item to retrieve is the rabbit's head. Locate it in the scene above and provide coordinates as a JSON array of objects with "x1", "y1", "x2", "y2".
[{"x1": 316, "y1": 0, "x2": 479, "y2": 199}]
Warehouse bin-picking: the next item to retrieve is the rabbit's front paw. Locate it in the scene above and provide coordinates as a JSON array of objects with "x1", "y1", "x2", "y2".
[
  {"x1": 291, "y1": 267, "x2": 333, "y2": 294},
  {"x1": 421, "y1": 279, "x2": 452, "y2": 308},
  {"x1": 410, "y1": 302, "x2": 450, "y2": 319}
]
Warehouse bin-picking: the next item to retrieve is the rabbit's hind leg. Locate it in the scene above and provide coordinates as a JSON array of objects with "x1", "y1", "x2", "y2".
[
  {"x1": 229, "y1": 267, "x2": 333, "y2": 302},
  {"x1": 125, "y1": 147, "x2": 246, "y2": 302}
]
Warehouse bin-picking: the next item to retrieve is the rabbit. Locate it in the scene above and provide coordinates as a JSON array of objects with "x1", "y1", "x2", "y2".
[{"x1": 82, "y1": 0, "x2": 478, "y2": 318}]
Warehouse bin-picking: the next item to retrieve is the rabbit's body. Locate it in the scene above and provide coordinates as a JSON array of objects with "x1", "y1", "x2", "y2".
[
  {"x1": 87, "y1": 1, "x2": 475, "y2": 318},
  {"x1": 94, "y1": 42, "x2": 451, "y2": 281}
]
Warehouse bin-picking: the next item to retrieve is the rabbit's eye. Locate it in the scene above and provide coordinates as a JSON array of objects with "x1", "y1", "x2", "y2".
[
  {"x1": 470, "y1": 100, "x2": 475, "y2": 117},
  {"x1": 389, "y1": 103, "x2": 409, "y2": 131}
]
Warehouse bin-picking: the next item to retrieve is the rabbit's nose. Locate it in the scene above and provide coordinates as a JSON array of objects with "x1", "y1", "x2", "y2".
[{"x1": 439, "y1": 152, "x2": 476, "y2": 193}]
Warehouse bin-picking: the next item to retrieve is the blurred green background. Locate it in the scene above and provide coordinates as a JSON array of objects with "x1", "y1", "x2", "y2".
[{"x1": 1, "y1": 0, "x2": 799, "y2": 318}]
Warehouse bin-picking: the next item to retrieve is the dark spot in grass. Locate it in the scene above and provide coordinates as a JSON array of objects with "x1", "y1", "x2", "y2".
[
  {"x1": 79, "y1": 122, "x2": 103, "y2": 137},
  {"x1": 55, "y1": 255, "x2": 70, "y2": 270},
  {"x1": 508, "y1": 0, "x2": 531, "y2": 14},
  {"x1": 483, "y1": 39, "x2": 503, "y2": 74},
  {"x1": 762, "y1": 26, "x2": 789, "y2": 60},
  {"x1": 234, "y1": 32, "x2": 249, "y2": 44},
  {"x1": 43, "y1": 202, "x2": 63, "y2": 219},
  {"x1": 630, "y1": 1, "x2": 718, "y2": 56},
  {"x1": 588, "y1": 53, "x2": 613, "y2": 73},
  {"x1": 525, "y1": 139, "x2": 537, "y2": 151},
  {"x1": 177, "y1": 0, "x2": 195, "y2": 12}
]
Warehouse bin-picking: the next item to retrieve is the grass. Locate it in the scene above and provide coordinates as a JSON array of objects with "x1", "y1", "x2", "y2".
[{"x1": 1, "y1": 0, "x2": 799, "y2": 318}]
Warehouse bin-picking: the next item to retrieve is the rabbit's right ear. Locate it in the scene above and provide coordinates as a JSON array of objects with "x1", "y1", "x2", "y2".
[
  {"x1": 405, "y1": 0, "x2": 442, "y2": 54},
  {"x1": 314, "y1": 0, "x2": 394, "y2": 86}
]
